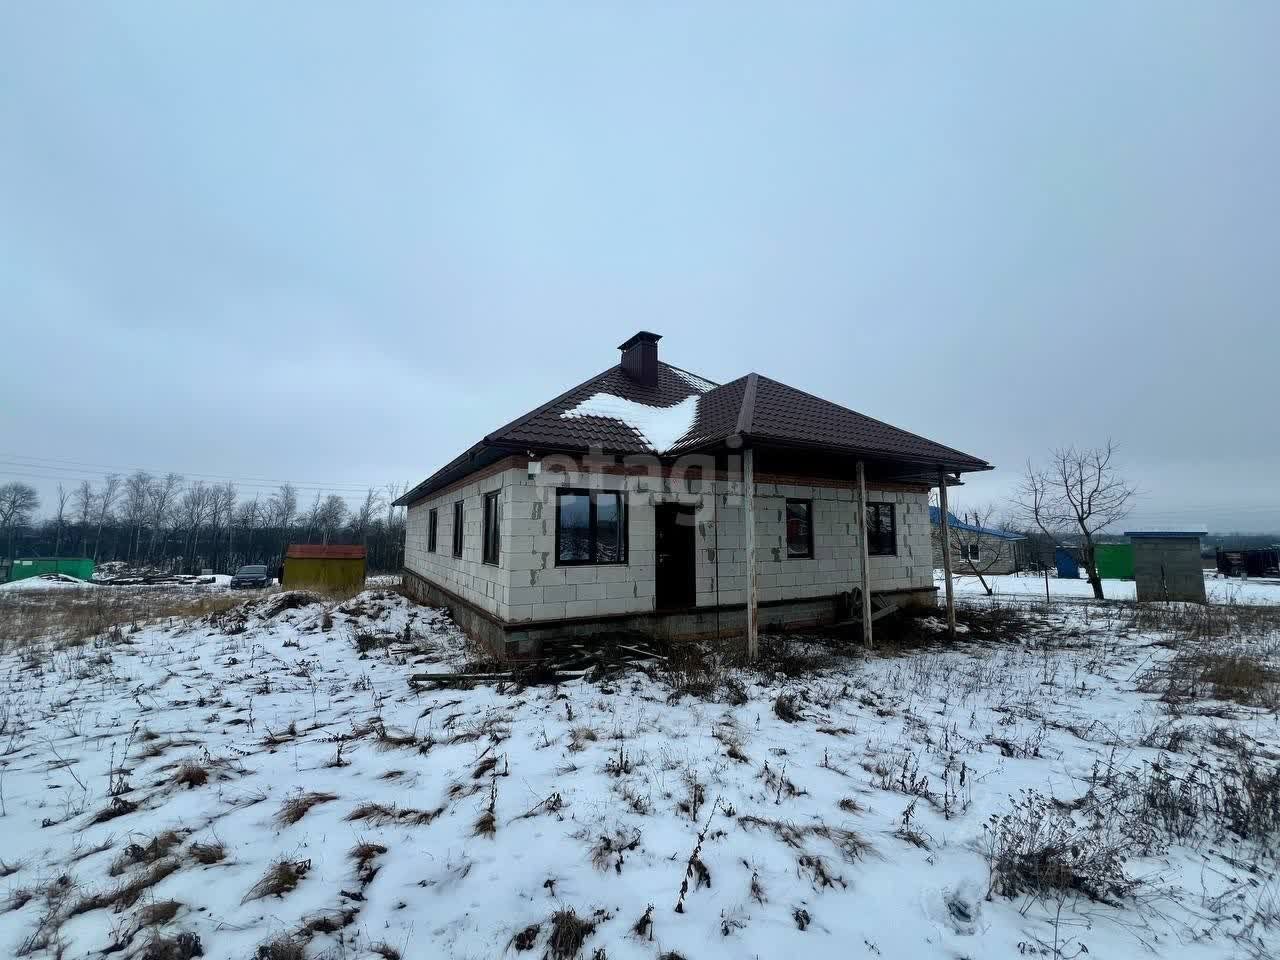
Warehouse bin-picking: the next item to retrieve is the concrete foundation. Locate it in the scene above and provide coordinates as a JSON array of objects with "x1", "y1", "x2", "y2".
[{"x1": 404, "y1": 567, "x2": 935, "y2": 657}]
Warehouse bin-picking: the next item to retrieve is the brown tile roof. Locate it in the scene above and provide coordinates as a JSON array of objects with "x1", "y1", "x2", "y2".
[
  {"x1": 396, "y1": 358, "x2": 989, "y2": 504},
  {"x1": 285, "y1": 544, "x2": 367, "y2": 560}
]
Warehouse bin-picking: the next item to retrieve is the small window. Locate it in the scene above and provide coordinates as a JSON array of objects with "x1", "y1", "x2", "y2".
[
  {"x1": 785, "y1": 499, "x2": 813, "y2": 559},
  {"x1": 866, "y1": 502, "x2": 897, "y2": 556},
  {"x1": 452, "y1": 500, "x2": 464, "y2": 558},
  {"x1": 482, "y1": 491, "x2": 501, "y2": 565},
  {"x1": 427, "y1": 509, "x2": 438, "y2": 553},
  {"x1": 556, "y1": 489, "x2": 627, "y2": 565},
  {"x1": 961, "y1": 543, "x2": 981, "y2": 562}
]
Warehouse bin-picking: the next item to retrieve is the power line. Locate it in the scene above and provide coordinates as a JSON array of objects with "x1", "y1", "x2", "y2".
[
  {"x1": 0, "y1": 451, "x2": 391, "y2": 492},
  {"x1": 0, "y1": 468, "x2": 388, "y2": 506}
]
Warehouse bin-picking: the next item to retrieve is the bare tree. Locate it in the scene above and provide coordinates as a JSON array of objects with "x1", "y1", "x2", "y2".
[
  {"x1": 146, "y1": 473, "x2": 183, "y2": 562},
  {"x1": 93, "y1": 474, "x2": 123, "y2": 563},
  {"x1": 177, "y1": 481, "x2": 214, "y2": 572},
  {"x1": 0, "y1": 482, "x2": 40, "y2": 566},
  {"x1": 1018, "y1": 441, "x2": 1136, "y2": 600},
  {"x1": 121, "y1": 471, "x2": 153, "y2": 562},
  {"x1": 72, "y1": 480, "x2": 95, "y2": 555},
  {"x1": 268, "y1": 483, "x2": 298, "y2": 561},
  {"x1": 934, "y1": 501, "x2": 1007, "y2": 596},
  {"x1": 351, "y1": 488, "x2": 383, "y2": 544},
  {"x1": 52, "y1": 484, "x2": 71, "y2": 558},
  {"x1": 316, "y1": 494, "x2": 347, "y2": 545}
]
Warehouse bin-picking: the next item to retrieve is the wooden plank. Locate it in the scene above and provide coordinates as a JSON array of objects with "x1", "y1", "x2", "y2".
[
  {"x1": 856, "y1": 460, "x2": 873, "y2": 648},
  {"x1": 743, "y1": 446, "x2": 759, "y2": 661},
  {"x1": 938, "y1": 466, "x2": 957, "y2": 639}
]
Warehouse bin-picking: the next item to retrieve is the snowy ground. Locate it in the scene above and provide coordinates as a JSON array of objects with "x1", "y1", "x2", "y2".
[
  {"x1": 943, "y1": 570, "x2": 1280, "y2": 606},
  {"x1": 0, "y1": 588, "x2": 1276, "y2": 959}
]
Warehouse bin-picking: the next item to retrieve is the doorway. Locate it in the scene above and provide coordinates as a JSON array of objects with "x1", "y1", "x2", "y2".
[{"x1": 655, "y1": 504, "x2": 696, "y2": 610}]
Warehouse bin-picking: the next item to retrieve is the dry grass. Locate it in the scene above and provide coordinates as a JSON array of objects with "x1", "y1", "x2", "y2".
[
  {"x1": 137, "y1": 899, "x2": 182, "y2": 927},
  {"x1": 275, "y1": 790, "x2": 337, "y2": 826},
  {"x1": 347, "y1": 801, "x2": 443, "y2": 826},
  {"x1": 253, "y1": 934, "x2": 305, "y2": 960},
  {"x1": 0, "y1": 589, "x2": 243, "y2": 655},
  {"x1": 350, "y1": 841, "x2": 387, "y2": 883},
  {"x1": 140, "y1": 931, "x2": 203, "y2": 960},
  {"x1": 1141, "y1": 643, "x2": 1280, "y2": 708},
  {"x1": 110, "y1": 831, "x2": 184, "y2": 876},
  {"x1": 187, "y1": 842, "x2": 226, "y2": 865},
  {"x1": 171, "y1": 763, "x2": 208, "y2": 789},
  {"x1": 242, "y1": 858, "x2": 310, "y2": 903},
  {"x1": 71, "y1": 858, "x2": 182, "y2": 916},
  {"x1": 545, "y1": 908, "x2": 599, "y2": 960}
]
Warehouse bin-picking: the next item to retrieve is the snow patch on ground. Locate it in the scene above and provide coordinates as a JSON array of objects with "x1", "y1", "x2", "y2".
[
  {"x1": 942, "y1": 569, "x2": 1280, "y2": 605},
  {"x1": 560, "y1": 392, "x2": 699, "y2": 452},
  {"x1": 0, "y1": 589, "x2": 1276, "y2": 959},
  {"x1": 0, "y1": 574, "x2": 98, "y2": 592}
]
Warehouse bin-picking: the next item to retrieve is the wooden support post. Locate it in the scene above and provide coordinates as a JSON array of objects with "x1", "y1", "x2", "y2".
[
  {"x1": 938, "y1": 467, "x2": 956, "y2": 639},
  {"x1": 743, "y1": 447, "x2": 759, "y2": 661},
  {"x1": 856, "y1": 460, "x2": 873, "y2": 649}
]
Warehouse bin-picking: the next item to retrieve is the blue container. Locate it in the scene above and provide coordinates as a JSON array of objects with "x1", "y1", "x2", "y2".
[{"x1": 1055, "y1": 547, "x2": 1080, "y2": 579}]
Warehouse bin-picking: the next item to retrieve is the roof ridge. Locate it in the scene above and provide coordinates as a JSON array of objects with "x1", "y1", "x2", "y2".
[
  {"x1": 660, "y1": 360, "x2": 721, "y2": 389},
  {"x1": 735, "y1": 372, "x2": 758, "y2": 439}
]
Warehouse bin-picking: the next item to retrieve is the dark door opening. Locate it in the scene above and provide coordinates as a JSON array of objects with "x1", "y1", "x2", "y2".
[{"x1": 655, "y1": 504, "x2": 696, "y2": 610}]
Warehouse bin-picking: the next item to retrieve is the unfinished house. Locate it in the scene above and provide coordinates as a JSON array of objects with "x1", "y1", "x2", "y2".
[{"x1": 396, "y1": 332, "x2": 991, "y2": 655}]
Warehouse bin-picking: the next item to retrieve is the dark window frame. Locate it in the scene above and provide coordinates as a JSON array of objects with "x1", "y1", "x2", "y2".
[
  {"x1": 482, "y1": 491, "x2": 501, "y2": 566},
  {"x1": 554, "y1": 488, "x2": 628, "y2": 566},
  {"x1": 784, "y1": 498, "x2": 814, "y2": 559},
  {"x1": 427, "y1": 508, "x2": 438, "y2": 553},
  {"x1": 452, "y1": 500, "x2": 464, "y2": 559},
  {"x1": 866, "y1": 502, "x2": 897, "y2": 557}
]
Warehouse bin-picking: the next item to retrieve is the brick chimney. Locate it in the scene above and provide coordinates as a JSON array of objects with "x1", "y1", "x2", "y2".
[{"x1": 618, "y1": 331, "x2": 661, "y2": 386}]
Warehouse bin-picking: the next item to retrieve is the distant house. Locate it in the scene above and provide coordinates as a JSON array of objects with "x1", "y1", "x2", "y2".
[
  {"x1": 396, "y1": 332, "x2": 991, "y2": 655},
  {"x1": 929, "y1": 507, "x2": 1025, "y2": 575}
]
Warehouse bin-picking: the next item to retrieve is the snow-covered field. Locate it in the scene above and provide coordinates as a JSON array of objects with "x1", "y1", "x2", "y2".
[
  {"x1": 944, "y1": 570, "x2": 1280, "y2": 606},
  {"x1": 0, "y1": 587, "x2": 1277, "y2": 959}
]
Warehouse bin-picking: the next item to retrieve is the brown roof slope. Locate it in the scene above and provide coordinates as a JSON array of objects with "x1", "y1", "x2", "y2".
[
  {"x1": 743, "y1": 374, "x2": 989, "y2": 469},
  {"x1": 485, "y1": 361, "x2": 717, "y2": 453},
  {"x1": 396, "y1": 360, "x2": 988, "y2": 505}
]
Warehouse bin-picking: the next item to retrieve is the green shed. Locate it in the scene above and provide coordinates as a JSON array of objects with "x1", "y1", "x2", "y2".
[
  {"x1": 282, "y1": 544, "x2": 366, "y2": 592},
  {"x1": 1093, "y1": 543, "x2": 1134, "y2": 580},
  {"x1": 6, "y1": 557, "x2": 95, "y2": 583}
]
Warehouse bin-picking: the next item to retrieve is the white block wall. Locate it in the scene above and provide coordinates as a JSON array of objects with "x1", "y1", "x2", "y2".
[
  {"x1": 406, "y1": 464, "x2": 934, "y2": 625},
  {"x1": 404, "y1": 466, "x2": 524, "y2": 619}
]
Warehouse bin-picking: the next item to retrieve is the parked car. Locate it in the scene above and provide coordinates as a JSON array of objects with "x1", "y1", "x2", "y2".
[{"x1": 230, "y1": 564, "x2": 272, "y2": 589}]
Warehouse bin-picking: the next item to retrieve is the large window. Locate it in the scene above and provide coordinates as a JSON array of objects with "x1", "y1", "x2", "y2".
[
  {"x1": 866, "y1": 502, "x2": 897, "y2": 556},
  {"x1": 452, "y1": 500, "x2": 464, "y2": 558},
  {"x1": 482, "y1": 491, "x2": 501, "y2": 565},
  {"x1": 427, "y1": 509, "x2": 438, "y2": 553},
  {"x1": 785, "y1": 499, "x2": 813, "y2": 559},
  {"x1": 556, "y1": 489, "x2": 627, "y2": 565}
]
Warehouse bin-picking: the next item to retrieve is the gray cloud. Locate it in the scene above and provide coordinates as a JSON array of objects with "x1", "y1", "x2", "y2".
[{"x1": 1, "y1": 2, "x2": 1276, "y2": 530}]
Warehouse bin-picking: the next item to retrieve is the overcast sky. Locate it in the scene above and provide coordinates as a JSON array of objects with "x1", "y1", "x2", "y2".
[{"x1": 1, "y1": 3, "x2": 1276, "y2": 532}]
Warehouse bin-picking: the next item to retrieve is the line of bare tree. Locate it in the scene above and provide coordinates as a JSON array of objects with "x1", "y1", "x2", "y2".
[{"x1": 0, "y1": 475, "x2": 407, "y2": 576}]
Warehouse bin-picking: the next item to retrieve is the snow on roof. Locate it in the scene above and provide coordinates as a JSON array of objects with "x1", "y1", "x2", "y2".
[
  {"x1": 669, "y1": 366, "x2": 717, "y2": 394},
  {"x1": 560, "y1": 392, "x2": 699, "y2": 453}
]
